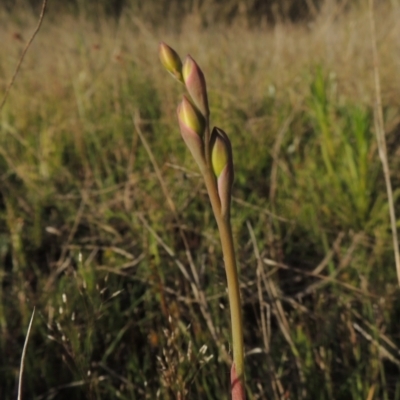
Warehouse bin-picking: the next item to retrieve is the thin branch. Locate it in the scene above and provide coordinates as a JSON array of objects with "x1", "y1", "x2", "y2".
[
  {"x1": 0, "y1": 0, "x2": 48, "y2": 112},
  {"x1": 17, "y1": 308, "x2": 36, "y2": 400},
  {"x1": 247, "y1": 220, "x2": 285, "y2": 400},
  {"x1": 133, "y1": 110, "x2": 201, "y2": 287},
  {"x1": 269, "y1": 108, "x2": 296, "y2": 206}
]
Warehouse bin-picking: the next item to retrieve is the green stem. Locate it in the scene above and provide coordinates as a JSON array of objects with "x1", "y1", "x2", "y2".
[
  {"x1": 202, "y1": 166, "x2": 245, "y2": 382},
  {"x1": 201, "y1": 115, "x2": 244, "y2": 393},
  {"x1": 216, "y1": 214, "x2": 244, "y2": 379}
]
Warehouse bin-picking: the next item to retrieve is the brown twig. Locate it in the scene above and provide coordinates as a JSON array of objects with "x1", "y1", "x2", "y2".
[
  {"x1": 133, "y1": 110, "x2": 201, "y2": 287},
  {"x1": 262, "y1": 257, "x2": 376, "y2": 299},
  {"x1": 247, "y1": 221, "x2": 285, "y2": 400},
  {"x1": 0, "y1": 0, "x2": 48, "y2": 113},
  {"x1": 297, "y1": 232, "x2": 363, "y2": 298},
  {"x1": 17, "y1": 308, "x2": 36, "y2": 400},
  {"x1": 247, "y1": 221, "x2": 306, "y2": 397},
  {"x1": 136, "y1": 212, "x2": 231, "y2": 364}
]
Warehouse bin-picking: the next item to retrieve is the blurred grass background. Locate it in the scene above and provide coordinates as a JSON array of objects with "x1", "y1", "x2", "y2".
[{"x1": 2, "y1": 0, "x2": 400, "y2": 398}]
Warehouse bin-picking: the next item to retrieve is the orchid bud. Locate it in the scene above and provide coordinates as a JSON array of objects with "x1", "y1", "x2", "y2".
[
  {"x1": 182, "y1": 55, "x2": 209, "y2": 118},
  {"x1": 178, "y1": 95, "x2": 205, "y2": 136},
  {"x1": 177, "y1": 96, "x2": 206, "y2": 169},
  {"x1": 210, "y1": 127, "x2": 234, "y2": 216},
  {"x1": 158, "y1": 42, "x2": 183, "y2": 83},
  {"x1": 210, "y1": 127, "x2": 232, "y2": 178}
]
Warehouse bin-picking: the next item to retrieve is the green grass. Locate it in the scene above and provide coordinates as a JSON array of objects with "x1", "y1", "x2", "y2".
[{"x1": 1, "y1": 2, "x2": 400, "y2": 399}]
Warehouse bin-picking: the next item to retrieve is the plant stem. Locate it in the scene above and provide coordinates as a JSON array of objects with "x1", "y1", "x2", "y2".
[
  {"x1": 216, "y1": 214, "x2": 244, "y2": 379},
  {"x1": 202, "y1": 165, "x2": 245, "y2": 383}
]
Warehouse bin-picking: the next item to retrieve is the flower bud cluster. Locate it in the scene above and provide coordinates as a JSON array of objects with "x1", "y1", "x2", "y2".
[{"x1": 159, "y1": 42, "x2": 234, "y2": 215}]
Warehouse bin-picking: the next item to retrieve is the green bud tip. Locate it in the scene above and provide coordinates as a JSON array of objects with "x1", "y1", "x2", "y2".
[
  {"x1": 210, "y1": 127, "x2": 234, "y2": 216},
  {"x1": 177, "y1": 95, "x2": 205, "y2": 136},
  {"x1": 158, "y1": 42, "x2": 183, "y2": 83},
  {"x1": 211, "y1": 127, "x2": 231, "y2": 177}
]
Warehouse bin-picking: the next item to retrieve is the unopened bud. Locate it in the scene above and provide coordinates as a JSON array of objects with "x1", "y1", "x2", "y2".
[
  {"x1": 178, "y1": 96, "x2": 205, "y2": 136},
  {"x1": 177, "y1": 96, "x2": 206, "y2": 169},
  {"x1": 210, "y1": 127, "x2": 231, "y2": 177},
  {"x1": 182, "y1": 55, "x2": 209, "y2": 118},
  {"x1": 210, "y1": 127, "x2": 234, "y2": 216},
  {"x1": 159, "y1": 42, "x2": 183, "y2": 83}
]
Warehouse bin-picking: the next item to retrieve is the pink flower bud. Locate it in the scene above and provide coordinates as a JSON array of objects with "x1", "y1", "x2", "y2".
[
  {"x1": 182, "y1": 55, "x2": 209, "y2": 118},
  {"x1": 177, "y1": 96, "x2": 206, "y2": 169},
  {"x1": 158, "y1": 42, "x2": 183, "y2": 83}
]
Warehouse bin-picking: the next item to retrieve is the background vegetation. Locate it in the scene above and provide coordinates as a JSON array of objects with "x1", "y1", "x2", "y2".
[
  {"x1": 1, "y1": 0, "x2": 400, "y2": 399},
  {"x1": 2, "y1": 0, "x2": 355, "y2": 25}
]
